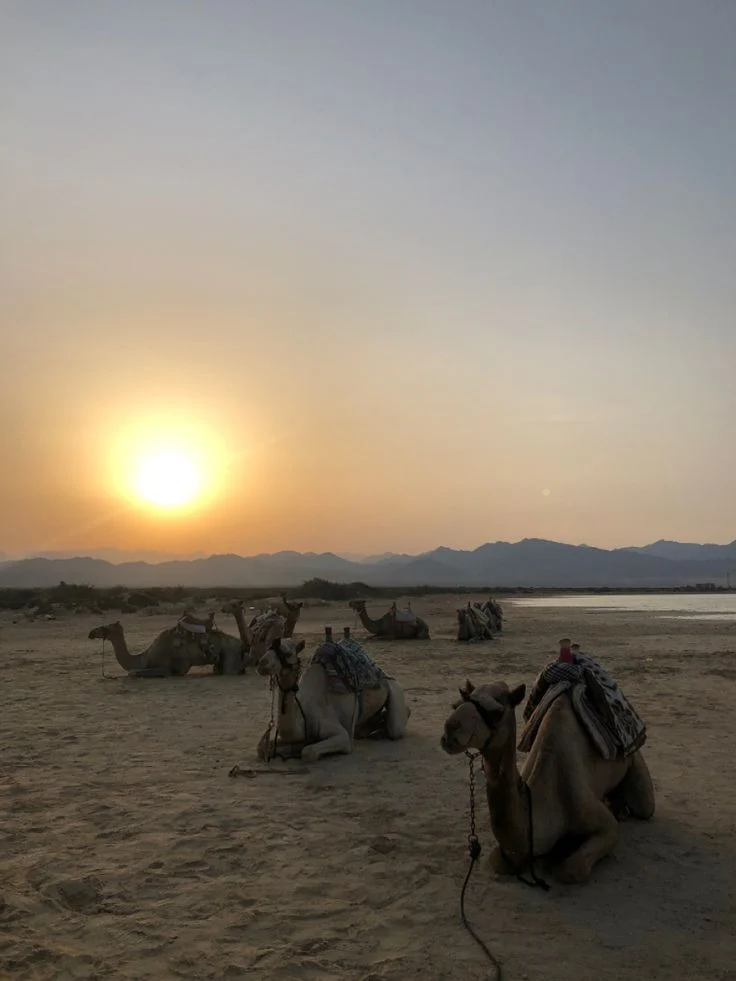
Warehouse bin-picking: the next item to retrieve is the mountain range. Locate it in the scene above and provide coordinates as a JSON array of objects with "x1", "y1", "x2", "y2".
[{"x1": 1, "y1": 538, "x2": 735, "y2": 589}]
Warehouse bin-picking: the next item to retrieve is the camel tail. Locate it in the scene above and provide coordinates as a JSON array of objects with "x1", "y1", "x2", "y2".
[{"x1": 385, "y1": 679, "x2": 409, "y2": 739}]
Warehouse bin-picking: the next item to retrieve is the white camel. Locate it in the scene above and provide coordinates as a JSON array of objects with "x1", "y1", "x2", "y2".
[{"x1": 256, "y1": 637, "x2": 410, "y2": 762}]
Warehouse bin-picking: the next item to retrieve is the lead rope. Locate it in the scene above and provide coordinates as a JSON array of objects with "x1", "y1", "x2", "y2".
[
  {"x1": 99, "y1": 639, "x2": 115, "y2": 680},
  {"x1": 461, "y1": 751, "x2": 503, "y2": 981},
  {"x1": 264, "y1": 676, "x2": 277, "y2": 762}
]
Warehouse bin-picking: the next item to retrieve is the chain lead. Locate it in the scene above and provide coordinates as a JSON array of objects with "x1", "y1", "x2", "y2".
[{"x1": 465, "y1": 751, "x2": 482, "y2": 861}]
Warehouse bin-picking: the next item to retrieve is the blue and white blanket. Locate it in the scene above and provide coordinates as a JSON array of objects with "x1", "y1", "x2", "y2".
[
  {"x1": 312, "y1": 638, "x2": 389, "y2": 694},
  {"x1": 518, "y1": 650, "x2": 647, "y2": 761}
]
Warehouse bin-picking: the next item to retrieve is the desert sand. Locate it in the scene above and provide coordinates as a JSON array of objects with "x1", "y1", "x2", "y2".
[{"x1": 1, "y1": 596, "x2": 735, "y2": 981}]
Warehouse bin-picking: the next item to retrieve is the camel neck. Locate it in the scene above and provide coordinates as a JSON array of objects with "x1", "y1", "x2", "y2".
[
  {"x1": 232, "y1": 611, "x2": 250, "y2": 646},
  {"x1": 482, "y1": 728, "x2": 529, "y2": 861},
  {"x1": 276, "y1": 671, "x2": 307, "y2": 741}
]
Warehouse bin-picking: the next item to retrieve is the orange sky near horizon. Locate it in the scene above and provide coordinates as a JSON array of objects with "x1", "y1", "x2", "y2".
[{"x1": 2, "y1": 4, "x2": 735, "y2": 558}]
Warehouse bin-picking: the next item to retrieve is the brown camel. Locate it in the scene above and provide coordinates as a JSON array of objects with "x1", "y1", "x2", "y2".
[
  {"x1": 348, "y1": 599, "x2": 430, "y2": 639},
  {"x1": 88, "y1": 617, "x2": 247, "y2": 676},
  {"x1": 441, "y1": 679, "x2": 654, "y2": 883}
]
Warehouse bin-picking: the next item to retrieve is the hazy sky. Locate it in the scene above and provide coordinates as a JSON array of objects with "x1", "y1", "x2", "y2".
[{"x1": 3, "y1": 1, "x2": 735, "y2": 557}]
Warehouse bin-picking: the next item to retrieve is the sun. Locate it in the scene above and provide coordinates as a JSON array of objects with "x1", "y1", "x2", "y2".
[{"x1": 133, "y1": 448, "x2": 202, "y2": 509}]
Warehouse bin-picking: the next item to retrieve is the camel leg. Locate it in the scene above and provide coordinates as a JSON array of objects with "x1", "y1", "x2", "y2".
[
  {"x1": 301, "y1": 729, "x2": 352, "y2": 762},
  {"x1": 385, "y1": 680, "x2": 409, "y2": 739},
  {"x1": 489, "y1": 845, "x2": 516, "y2": 876},
  {"x1": 614, "y1": 751, "x2": 655, "y2": 820},
  {"x1": 557, "y1": 804, "x2": 619, "y2": 884}
]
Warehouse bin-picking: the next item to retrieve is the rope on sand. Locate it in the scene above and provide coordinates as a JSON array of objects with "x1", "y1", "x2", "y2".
[{"x1": 228, "y1": 764, "x2": 310, "y2": 778}]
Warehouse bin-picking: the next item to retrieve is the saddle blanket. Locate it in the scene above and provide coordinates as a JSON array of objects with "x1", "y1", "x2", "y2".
[
  {"x1": 392, "y1": 609, "x2": 416, "y2": 625},
  {"x1": 518, "y1": 650, "x2": 647, "y2": 761},
  {"x1": 312, "y1": 638, "x2": 389, "y2": 695},
  {"x1": 249, "y1": 611, "x2": 282, "y2": 645},
  {"x1": 177, "y1": 619, "x2": 208, "y2": 635}
]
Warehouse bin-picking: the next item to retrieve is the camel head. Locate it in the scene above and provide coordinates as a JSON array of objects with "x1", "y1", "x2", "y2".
[
  {"x1": 88, "y1": 621, "x2": 124, "y2": 641},
  {"x1": 441, "y1": 679, "x2": 526, "y2": 755},
  {"x1": 220, "y1": 599, "x2": 244, "y2": 616},
  {"x1": 257, "y1": 637, "x2": 306, "y2": 678},
  {"x1": 279, "y1": 594, "x2": 303, "y2": 612},
  {"x1": 348, "y1": 599, "x2": 366, "y2": 613}
]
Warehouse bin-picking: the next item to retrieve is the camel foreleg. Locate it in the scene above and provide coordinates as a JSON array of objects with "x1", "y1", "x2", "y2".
[
  {"x1": 557, "y1": 805, "x2": 619, "y2": 883},
  {"x1": 300, "y1": 729, "x2": 352, "y2": 762}
]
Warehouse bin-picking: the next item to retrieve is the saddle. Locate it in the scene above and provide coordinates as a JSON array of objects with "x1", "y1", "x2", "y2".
[
  {"x1": 390, "y1": 603, "x2": 417, "y2": 627},
  {"x1": 312, "y1": 638, "x2": 389, "y2": 695},
  {"x1": 177, "y1": 612, "x2": 216, "y2": 635}
]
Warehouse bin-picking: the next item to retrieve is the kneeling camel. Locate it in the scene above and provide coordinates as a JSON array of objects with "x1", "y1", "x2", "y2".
[
  {"x1": 256, "y1": 637, "x2": 410, "y2": 762},
  {"x1": 441, "y1": 679, "x2": 654, "y2": 883}
]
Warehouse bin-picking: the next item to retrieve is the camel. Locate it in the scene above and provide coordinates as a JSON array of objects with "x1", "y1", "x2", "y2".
[
  {"x1": 255, "y1": 636, "x2": 410, "y2": 762},
  {"x1": 348, "y1": 599, "x2": 430, "y2": 639},
  {"x1": 219, "y1": 599, "x2": 299, "y2": 663},
  {"x1": 485, "y1": 597, "x2": 503, "y2": 633},
  {"x1": 440, "y1": 678, "x2": 655, "y2": 883},
  {"x1": 457, "y1": 602, "x2": 495, "y2": 642},
  {"x1": 88, "y1": 615, "x2": 247, "y2": 677}
]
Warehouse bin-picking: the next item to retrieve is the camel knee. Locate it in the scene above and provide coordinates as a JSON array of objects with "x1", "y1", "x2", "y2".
[
  {"x1": 618, "y1": 753, "x2": 655, "y2": 820},
  {"x1": 558, "y1": 809, "x2": 618, "y2": 883}
]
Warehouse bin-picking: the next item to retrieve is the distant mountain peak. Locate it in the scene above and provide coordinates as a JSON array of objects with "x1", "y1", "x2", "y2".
[{"x1": 1, "y1": 536, "x2": 735, "y2": 589}]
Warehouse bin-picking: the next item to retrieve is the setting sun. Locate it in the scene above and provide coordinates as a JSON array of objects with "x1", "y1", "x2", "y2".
[{"x1": 133, "y1": 448, "x2": 203, "y2": 509}]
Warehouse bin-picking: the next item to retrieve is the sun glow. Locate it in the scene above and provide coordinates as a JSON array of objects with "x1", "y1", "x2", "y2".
[
  {"x1": 102, "y1": 401, "x2": 242, "y2": 518},
  {"x1": 134, "y1": 448, "x2": 202, "y2": 508}
]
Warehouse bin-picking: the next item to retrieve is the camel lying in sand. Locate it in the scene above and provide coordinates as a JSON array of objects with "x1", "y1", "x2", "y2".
[
  {"x1": 219, "y1": 596, "x2": 302, "y2": 661},
  {"x1": 256, "y1": 637, "x2": 410, "y2": 762},
  {"x1": 441, "y1": 678, "x2": 654, "y2": 883},
  {"x1": 89, "y1": 612, "x2": 248, "y2": 677},
  {"x1": 457, "y1": 602, "x2": 495, "y2": 642},
  {"x1": 348, "y1": 599, "x2": 430, "y2": 639}
]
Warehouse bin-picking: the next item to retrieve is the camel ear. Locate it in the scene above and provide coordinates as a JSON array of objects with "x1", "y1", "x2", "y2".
[
  {"x1": 508, "y1": 683, "x2": 526, "y2": 708},
  {"x1": 295, "y1": 639, "x2": 306, "y2": 654},
  {"x1": 458, "y1": 678, "x2": 475, "y2": 700}
]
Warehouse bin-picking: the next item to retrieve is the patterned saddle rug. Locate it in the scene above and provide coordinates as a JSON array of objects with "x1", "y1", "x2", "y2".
[
  {"x1": 312, "y1": 638, "x2": 389, "y2": 695},
  {"x1": 518, "y1": 649, "x2": 647, "y2": 761},
  {"x1": 248, "y1": 611, "x2": 283, "y2": 646},
  {"x1": 172, "y1": 617, "x2": 232, "y2": 663}
]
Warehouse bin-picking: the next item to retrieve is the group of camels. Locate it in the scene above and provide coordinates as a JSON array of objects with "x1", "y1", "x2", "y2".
[
  {"x1": 89, "y1": 593, "x2": 304, "y2": 677},
  {"x1": 88, "y1": 594, "x2": 654, "y2": 883},
  {"x1": 88, "y1": 596, "x2": 505, "y2": 678}
]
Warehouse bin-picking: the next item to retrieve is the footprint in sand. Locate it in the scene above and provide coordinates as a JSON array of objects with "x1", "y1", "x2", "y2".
[{"x1": 42, "y1": 875, "x2": 103, "y2": 913}]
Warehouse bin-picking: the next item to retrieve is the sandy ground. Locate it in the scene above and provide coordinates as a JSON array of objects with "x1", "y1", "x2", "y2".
[{"x1": 1, "y1": 596, "x2": 735, "y2": 981}]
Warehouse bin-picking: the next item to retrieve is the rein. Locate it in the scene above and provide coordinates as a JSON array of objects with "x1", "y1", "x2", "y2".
[
  {"x1": 460, "y1": 750, "x2": 503, "y2": 980},
  {"x1": 458, "y1": 716, "x2": 550, "y2": 980},
  {"x1": 263, "y1": 655, "x2": 310, "y2": 762}
]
